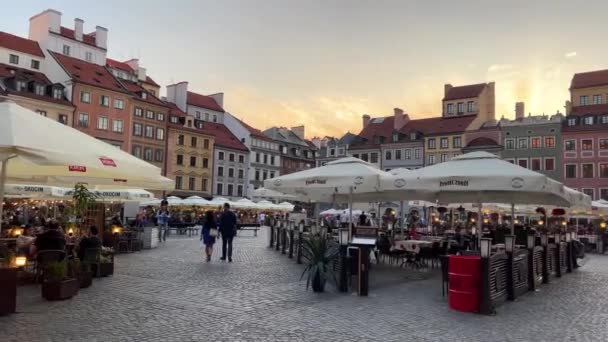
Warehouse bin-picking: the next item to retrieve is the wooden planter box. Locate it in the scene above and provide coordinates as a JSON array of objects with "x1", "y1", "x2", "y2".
[
  {"x1": 0, "y1": 268, "x2": 17, "y2": 315},
  {"x1": 98, "y1": 262, "x2": 114, "y2": 277},
  {"x1": 41, "y1": 278, "x2": 79, "y2": 301}
]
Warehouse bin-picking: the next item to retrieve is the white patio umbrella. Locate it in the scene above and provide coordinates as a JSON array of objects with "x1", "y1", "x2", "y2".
[
  {"x1": 251, "y1": 187, "x2": 296, "y2": 200},
  {"x1": 382, "y1": 152, "x2": 579, "y2": 235},
  {"x1": 0, "y1": 100, "x2": 173, "y2": 231},
  {"x1": 166, "y1": 196, "x2": 184, "y2": 206},
  {"x1": 182, "y1": 196, "x2": 210, "y2": 206},
  {"x1": 320, "y1": 208, "x2": 340, "y2": 215},
  {"x1": 256, "y1": 200, "x2": 276, "y2": 210},
  {"x1": 277, "y1": 201, "x2": 295, "y2": 212},
  {"x1": 234, "y1": 198, "x2": 256, "y2": 209},
  {"x1": 207, "y1": 197, "x2": 232, "y2": 207},
  {"x1": 3, "y1": 184, "x2": 66, "y2": 199}
]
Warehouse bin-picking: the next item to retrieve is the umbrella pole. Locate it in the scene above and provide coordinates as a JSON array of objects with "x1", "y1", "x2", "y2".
[
  {"x1": 400, "y1": 200, "x2": 404, "y2": 239},
  {"x1": 349, "y1": 186, "x2": 353, "y2": 241},
  {"x1": 511, "y1": 203, "x2": 515, "y2": 235},
  {"x1": 0, "y1": 158, "x2": 8, "y2": 233},
  {"x1": 477, "y1": 203, "x2": 482, "y2": 250}
]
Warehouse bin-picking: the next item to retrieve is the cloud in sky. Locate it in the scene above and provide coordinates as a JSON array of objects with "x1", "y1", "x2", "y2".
[{"x1": 565, "y1": 51, "x2": 577, "y2": 59}]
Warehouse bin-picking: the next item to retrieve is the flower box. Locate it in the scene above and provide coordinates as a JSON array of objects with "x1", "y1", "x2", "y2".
[{"x1": 41, "y1": 278, "x2": 79, "y2": 301}]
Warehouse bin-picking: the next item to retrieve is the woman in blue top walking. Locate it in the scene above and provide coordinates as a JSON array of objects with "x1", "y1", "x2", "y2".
[{"x1": 201, "y1": 210, "x2": 217, "y2": 262}]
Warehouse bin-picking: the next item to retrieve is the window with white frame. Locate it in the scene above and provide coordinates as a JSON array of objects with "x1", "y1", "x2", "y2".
[
  {"x1": 600, "y1": 139, "x2": 608, "y2": 150},
  {"x1": 78, "y1": 113, "x2": 89, "y2": 127},
  {"x1": 395, "y1": 149, "x2": 402, "y2": 160},
  {"x1": 85, "y1": 51, "x2": 92, "y2": 62},
  {"x1": 447, "y1": 103, "x2": 454, "y2": 114},
  {"x1": 602, "y1": 115, "x2": 608, "y2": 124},
  {"x1": 53, "y1": 88, "x2": 63, "y2": 99},
  {"x1": 97, "y1": 116, "x2": 108, "y2": 130},
  {"x1": 113, "y1": 99, "x2": 124, "y2": 109},
  {"x1": 132, "y1": 146, "x2": 142, "y2": 158},
  {"x1": 9, "y1": 54, "x2": 19, "y2": 65},
  {"x1": 517, "y1": 159, "x2": 528, "y2": 168},
  {"x1": 34, "y1": 84, "x2": 45, "y2": 96},
  {"x1": 530, "y1": 137, "x2": 541, "y2": 148},
  {"x1": 31, "y1": 59, "x2": 40, "y2": 69},
  {"x1": 582, "y1": 163, "x2": 594, "y2": 178},
  {"x1": 146, "y1": 110, "x2": 154, "y2": 119},
  {"x1": 157, "y1": 113, "x2": 165, "y2": 121},
  {"x1": 580, "y1": 95, "x2": 589, "y2": 106},
  {"x1": 415, "y1": 149, "x2": 421, "y2": 159},
  {"x1": 404, "y1": 149, "x2": 411, "y2": 160},
  {"x1": 583, "y1": 116, "x2": 594, "y2": 125},
  {"x1": 63, "y1": 45, "x2": 70, "y2": 56},
  {"x1": 567, "y1": 118, "x2": 576, "y2": 126},
  {"x1": 565, "y1": 164, "x2": 577, "y2": 178},
  {"x1": 428, "y1": 155, "x2": 435, "y2": 165},
  {"x1": 582, "y1": 139, "x2": 593, "y2": 151},
  {"x1": 601, "y1": 189, "x2": 608, "y2": 201},
  {"x1": 457, "y1": 102, "x2": 464, "y2": 114},
  {"x1": 505, "y1": 139, "x2": 515, "y2": 149},
  {"x1": 467, "y1": 101, "x2": 475, "y2": 112},
  {"x1": 145, "y1": 126, "x2": 154, "y2": 138},
  {"x1": 428, "y1": 138, "x2": 436, "y2": 149},
  {"x1": 565, "y1": 140, "x2": 576, "y2": 151},
  {"x1": 133, "y1": 123, "x2": 142, "y2": 136},
  {"x1": 112, "y1": 119, "x2": 123, "y2": 133},
  {"x1": 440, "y1": 153, "x2": 448, "y2": 163},
  {"x1": 440, "y1": 137, "x2": 448, "y2": 149},
  {"x1": 156, "y1": 128, "x2": 165, "y2": 140},
  {"x1": 593, "y1": 94, "x2": 602, "y2": 105},
  {"x1": 582, "y1": 188, "x2": 594, "y2": 199},
  {"x1": 99, "y1": 95, "x2": 110, "y2": 107},
  {"x1": 544, "y1": 136, "x2": 555, "y2": 148},
  {"x1": 385, "y1": 150, "x2": 392, "y2": 160},
  {"x1": 144, "y1": 148, "x2": 153, "y2": 161},
  {"x1": 453, "y1": 136, "x2": 462, "y2": 148},
  {"x1": 517, "y1": 138, "x2": 528, "y2": 149},
  {"x1": 531, "y1": 158, "x2": 542, "y2": 171},
  {"x1": 599, "y1": 163, "x2": 608, "y2": 178}
]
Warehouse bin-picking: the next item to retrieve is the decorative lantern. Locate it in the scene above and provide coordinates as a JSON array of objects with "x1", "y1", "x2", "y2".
[
  {"x1": 537, "y1": 220, "x2": 544, "y2": 226},
  {"x1": 561, "y1": 221, "x2": 567, "y2": 227},
  {"x1": 514, "y1": 219, "x2": 520, "y2": 225},
  {"x1": 480, "y1": 238, "x2": 492, "y2": 258},
  {"x1": 112, "y1": 226, "x2": 121, "y2": 234},
  {"x1": 15, "y1": 256, "x2": 27, "y2": 267},
  {"x1": 527, "y1": 234, "x2": 535, "y2": 249},
  {"x1": 483, "y1": 218, "x2": 489, "y2": 224},
  {"x1": 600, "y1": 222, "x2": 606, "y2": 229},
  {"x1": 505, "y1": 235, "x2": 515, "y2": 253}
]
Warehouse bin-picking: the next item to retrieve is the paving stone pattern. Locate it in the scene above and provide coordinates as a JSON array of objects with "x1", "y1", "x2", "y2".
[{"x1": 2, "y1": 228, "x2": 608, "y2": 341}]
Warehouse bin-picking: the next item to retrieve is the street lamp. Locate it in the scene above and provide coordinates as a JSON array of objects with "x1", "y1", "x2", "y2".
[
  {"x1": 480, "y1": 238, "x2": 492, "y2": 258},
  {"x1": 600, "y1": 222, "x2": 607, "y2": 229},
  {"x1": 505, "y1": 235, "x2": 515, "y2": 253},
  {"x1": 514, "y1": 219, "x2": 520, "y2": 225},
  {"x1": 483, "y1": 218, "x2": 489, "y2": 224},
  {"x1": 527, "y1": 234, "x2": 535, "y2": 249}
]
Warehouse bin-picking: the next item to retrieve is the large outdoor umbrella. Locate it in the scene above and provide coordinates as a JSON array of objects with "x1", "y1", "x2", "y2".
[
  {"x1": 382, "y1": 152, "x2": 579, "y2": 235},
  {"x1": 234, "y1": 198, "x2": 256, "y2": 209},
  {"x1": 182, "y1": 196, "x2": 210, "y2": 206},
  {"x1": 0, "y1": 100, "x2": 173, "y2": 231},
  {"x1": 251, "y1": 187, "x2": 296, "y2": 200}
]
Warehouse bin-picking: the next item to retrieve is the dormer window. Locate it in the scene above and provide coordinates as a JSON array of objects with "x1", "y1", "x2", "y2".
[
  {"x1": 34, "y1": 84, "x2": 45, "y2": 96},
  {"x1": 16, "y1": 80, "x2": 27, "y2": 91},
  {"x1": 170, "y1": 116, "x2": 179, "y2": 124},
  {"x1": 373, "y1": 136, "x2": 381, "y2": 145},
  {"x1": 410, "y1": 132, "x2": 417, "y2": 140},
  {"x1": 9, "y1": 54, "x2": 19, "y2": 65},
  {"x1": 141, "y1": 92, "x2": 147, "y2": 99},
  {"x1": 53, "y1": 88, "x2": 63, "y2": 99},
  {"x1": 567, "y1": 118, "x2": 576, "y2": 126},
  {"x1": 392, "y1": 132, "x2": 399, "y2": 142},
  {"x1": 583, "y1": 116, "x2": 594, "y2": 125}
]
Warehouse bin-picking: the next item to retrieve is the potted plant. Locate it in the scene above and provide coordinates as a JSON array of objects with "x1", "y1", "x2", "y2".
[
  {"x1": 300, "y1": 234, "x2": 339, "y2": 293},
  {"x1": 0, "y1": 247, "x2": 17, "y2": 315},
  {"x1": 98, "y1": 247, "x2": 114, "y2": 277},
  {"x1": 41, "y1": 260, "x2": 79, "y2": 301}
]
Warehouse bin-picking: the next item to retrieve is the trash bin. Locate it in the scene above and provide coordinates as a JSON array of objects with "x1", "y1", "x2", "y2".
[{"x1": 448, "y1": 255, "x2": 481, "y2": 313}]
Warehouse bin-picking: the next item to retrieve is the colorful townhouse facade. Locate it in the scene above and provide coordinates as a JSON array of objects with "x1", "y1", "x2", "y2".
[{"x1": 562, "y1": 69, "x2": 608, "y2": 200}]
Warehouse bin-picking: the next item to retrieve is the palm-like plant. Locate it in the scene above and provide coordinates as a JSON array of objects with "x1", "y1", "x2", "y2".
[{"x1": 300, "y1": 234, "x2": 339, "y2": 292}]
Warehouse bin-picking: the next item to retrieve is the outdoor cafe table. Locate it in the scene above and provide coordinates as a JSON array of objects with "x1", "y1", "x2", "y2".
[{"x1": 393, "y1": 240, "x2": 433, "y2": 254}]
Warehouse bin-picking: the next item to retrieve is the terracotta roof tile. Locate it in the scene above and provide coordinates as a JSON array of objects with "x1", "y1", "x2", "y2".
[
  {"x1": 402, "y1": 115, "x2": 476, "y2": 135},
  {"x1": 58, "y1": 27, "x2": 98, "y2": 48},
  {"x1": 165, "y1": 102, "x2": 187, "y2": 117},
  {"x1": 238, "y1": 118, "x2": 272, "y2": 141},
  {"x1": 106, "y1": 58, "x2": 132, "y2": 72},
  {"x1": 571, "y1": 69, "x2": 608, "y2": 89},
  {"x1": 121, "y1": 81, "x2": 167, "y2": 107},
  {"x1": 466, "y1": 137, "x2": 499, "y2": 147},
  {"x1": 187, "y1": 91, "x2": 224, "y2": 112},
  {"x1": 50, "y1": 51, "x2": 128, "y2": 94},
  {"x1": 0, "y1": 31, "x2": 44, "y2": 57},
  {"x1": 204, "y1": 122, "x2": 248, "y2": 152},
  {"x1": 144, "y1": 76, "x2": 159, "y2": 87},
  {"x1": 349, "y1": 116, "x2": 394, "y2": 149},
  {"x1": 443, "y1": 83, "x2": 487, "y2": 101}
]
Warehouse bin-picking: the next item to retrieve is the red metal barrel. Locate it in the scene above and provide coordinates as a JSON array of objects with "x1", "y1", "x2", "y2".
[{"x1": 448, "y1": 255, "x2": 481, "y2": 313}]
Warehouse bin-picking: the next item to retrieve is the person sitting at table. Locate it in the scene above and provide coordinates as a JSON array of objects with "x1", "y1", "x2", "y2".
[
  {"x1": 359, "y1": 211, "x2": 368, "y2": 226},
  {"x1": 77, "y1": 226, "x2": 102, "y2": 261},
  {"x1": 31, "y1": 221, "x2": 66, "y2": 256}
]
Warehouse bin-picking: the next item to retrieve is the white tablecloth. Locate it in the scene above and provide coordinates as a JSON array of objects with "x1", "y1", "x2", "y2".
[{"x1": 393, "y1": 240, "x2": 433, "y2": 254}]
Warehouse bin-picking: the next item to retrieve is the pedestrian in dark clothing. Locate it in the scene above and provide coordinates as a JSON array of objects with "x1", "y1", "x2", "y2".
[{"x1": 218, "y1": 203, "x2": 237, "y2": 262}]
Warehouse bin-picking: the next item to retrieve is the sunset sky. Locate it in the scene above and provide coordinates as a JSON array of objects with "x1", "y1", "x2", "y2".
[{"x1": 5, "y1": 1, "x2": 608, "y2": 138}]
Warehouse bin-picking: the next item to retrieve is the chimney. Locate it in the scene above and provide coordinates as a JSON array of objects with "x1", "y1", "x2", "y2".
[
  {"x1": 209, "y1": 93, "x2": 224, "y2": 109},
  {"x1": 565, "y1": 100, "x2": 572, "y2": 115},
  {"x1": 125, "y1": 58, "x2": 139, "y2": 70},
  {"x1": 393, "y1": 107, "x2": 409, "y2": 130},
  {"x1": 515, "y1": 102, "x2": 525, "y2": 120},
  {"x1": 29, "y1": 9, "x2": 62, "y2": 36},
  {"x1": 362, "y1": 114, "x2": 371, "y2": 128},
  {"x1": 166, "y1": 82, "x2": 188, "y2": 112},
  {"x1": 291, "y1": 125, "x2": 305, "y2": 140},
  {"x1": 95, "y1": 25, "x2": 108, "y2": 49},
  {"x1": 444, "y1": 83, "x2": 453, "y2": 97},
  {"x1": 74, "y1": 18, "x2": 83, "y2": 41}
]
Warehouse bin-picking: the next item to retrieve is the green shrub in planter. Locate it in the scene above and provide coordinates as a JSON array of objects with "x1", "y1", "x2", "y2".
[
  {"x1": 42, "y1": 260, "x2": 79, "y2": 301},
  {"x1": 300, "y1": 234, "x2": 339, "y2": 293}
]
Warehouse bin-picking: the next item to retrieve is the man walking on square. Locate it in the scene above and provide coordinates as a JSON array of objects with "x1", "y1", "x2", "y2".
[{"x1": 219, "y1": 203, "x2": 237, "y2": 262}]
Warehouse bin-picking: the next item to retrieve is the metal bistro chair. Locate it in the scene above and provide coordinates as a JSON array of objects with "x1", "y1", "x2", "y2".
[
  {"x1": 82, "y1": 248, "x2": 102, "y2": 277},
  {"x1": 440, "y1": 254, "x2": 450, "y2": 298},
  {"x1": 36, "y1": 249, "x2": 67, "y2": 282}
]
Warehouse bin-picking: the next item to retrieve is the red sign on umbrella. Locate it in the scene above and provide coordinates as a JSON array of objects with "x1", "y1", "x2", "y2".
[
  {"x1": 68, "y1": 165, "x2": 86, "y2": 172},
  {"x1": 99, "y1": 157, "x2": 117, "y2": 167}
]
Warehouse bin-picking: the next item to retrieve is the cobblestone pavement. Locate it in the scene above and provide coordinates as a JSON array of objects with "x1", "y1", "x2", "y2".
[{"x1": 2, "y1": 228, "x2": 608, "y2": 341}]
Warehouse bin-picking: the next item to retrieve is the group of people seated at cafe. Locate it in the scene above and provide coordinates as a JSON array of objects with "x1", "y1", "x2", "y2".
[{"x1": 13, "y1": 220, "x2": 102, "y2": 261}]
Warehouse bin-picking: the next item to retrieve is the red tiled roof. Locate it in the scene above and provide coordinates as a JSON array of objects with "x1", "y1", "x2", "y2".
[
  {"x1": 187, "y1": 91, "x2": 224, "y2": 112},
  {"x1": 106, "y1": 58, "x2": 132, "y2": 72},
  {"x1": 0, "y1": 31, "x2": 44, "y2": 57},
  {"x1": 50, "y1": 51, "x2": 128, "y2": 94},
  {"x1": 443, "y1": 83, "x2": 487, "y2": 101},
  {"x1": 165, "y1": 102, "x2": 187, "y2": 117},
  {"x1": 571, "y1": 69, "x2": 608, "y2": 89},
  {"x1": 349, "y1": 116, "x2": 394, "y2": 149},
  {"x1": 238, "y1": 118, "x2": 272, "y2": 141},
  {"x1": 121, "y1": 81, "x2": 167, "y2": 107},
  {"x1": 570, "y1": 104, "x2": 608, "y2": 117},
  {"x1": 144, "y1": 76, "x2": 159, "y2": 87},
  {"x1": 58, "y1": 27, "x2": 98, "y2": 48},
  {"x1": 466, "y1": 137, "x2": 499, "y2": 147},
  {"x1": 204, "y1": 122, "x2": 248, "y2": 152},
  {"x1": 402, "y1": 115, "x2": 476, "y2": 136},
  {"x1": 0, "y1": 63, "x2": 73, "y2": 107}
]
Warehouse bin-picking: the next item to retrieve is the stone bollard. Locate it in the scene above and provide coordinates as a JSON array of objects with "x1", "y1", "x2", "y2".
[
  {"x1": 281, "y1": 226, "x2": 287, "y2": 255},
  {"x1": 269, "y1": 225, "x2": 275, "y2": 248},
  {"x1": 275, "y1": 222, "x2": 282, "y2": 251},
  {"x1": 296, "y1": 231, "x2": 303, "y2": 264},
  {"x1": 288, "y1": 228, "x2": 294, "y2": 258}
]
